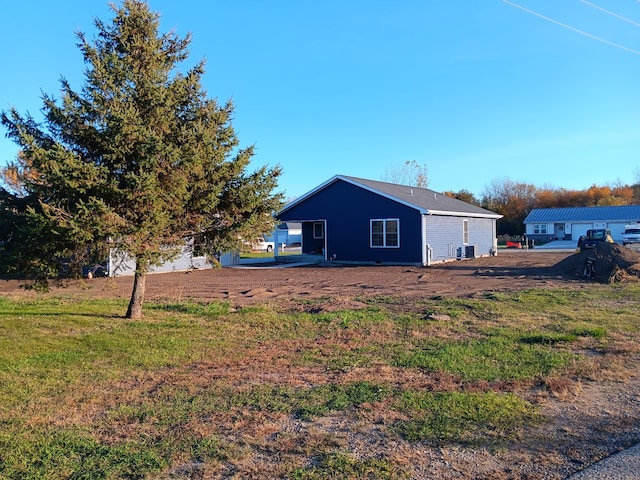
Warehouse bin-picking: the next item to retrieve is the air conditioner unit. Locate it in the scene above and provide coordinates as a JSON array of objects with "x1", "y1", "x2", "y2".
[{"x1": 465, "y1": 245, "x2": 477, "y2": 258}]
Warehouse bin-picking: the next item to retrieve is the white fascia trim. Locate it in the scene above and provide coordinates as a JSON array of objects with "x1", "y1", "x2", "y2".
[{"x1": 426, "y1": 209, "x2": 503, "y2": 219}]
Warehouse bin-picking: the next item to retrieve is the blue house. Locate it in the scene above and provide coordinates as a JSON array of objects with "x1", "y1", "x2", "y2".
[{"x1": 277, "y1": 175, "x2": 502, "y2": 266}]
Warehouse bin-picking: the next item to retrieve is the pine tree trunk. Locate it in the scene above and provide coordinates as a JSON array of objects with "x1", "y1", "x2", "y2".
[{"x1": 126, "y1": 270, "x2": 147, "y2": 319}]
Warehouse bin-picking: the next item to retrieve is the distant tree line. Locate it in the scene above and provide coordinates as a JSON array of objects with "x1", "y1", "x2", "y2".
[
  {"x1": 445, "y1": 178, "x2": 640, "y2": 236},
  {"x1": 382, "y1": 162, "x2": 640, "y2": 236}
]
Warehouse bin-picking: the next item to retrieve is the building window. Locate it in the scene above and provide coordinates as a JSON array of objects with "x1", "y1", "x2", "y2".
[
  {"x1": 313, "y1": 222, "x2": 324, "y2": 239},
  {"x1": 533, "y1": 224, "x2": 547, "y2": 234},
  {"x1": 371, "y1": 219, "x2": 399, "y2": 248},
  {"x1": 463, "y1": 219, "x2": 469, "y2": 244}
]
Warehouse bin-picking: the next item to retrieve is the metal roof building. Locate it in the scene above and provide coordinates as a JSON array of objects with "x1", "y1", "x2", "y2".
[{"x1": 524, "y1": 205, "x2": 640, "y2": 242}]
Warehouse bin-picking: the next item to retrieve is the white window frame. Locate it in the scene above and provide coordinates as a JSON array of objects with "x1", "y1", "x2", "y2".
[
  {"x1": 533, "y1": 224, "x2": 547, "y2": 235},
  {"x1": 370, "y1": 218, "x2": 400, "y2": 248},
  {"x1": 313, "y1": 221, "x2": 324, "y2": 239},
  {"x1": 463, "y1": 219, "x2": 469, "y2": 245}
]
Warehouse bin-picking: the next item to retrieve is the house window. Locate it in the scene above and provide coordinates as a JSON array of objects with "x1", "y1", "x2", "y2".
[
  {"x1": 371, "y1": 219, "x2": 399, "y2": 248},
  {"x1": 313, "y1": 222, "x2": 324, "y2": 239},
  {"x1": 533, "y1": 224, "x2": 547, "y2": 234},
  {"x1": 463, "y1": 219, "x2": 469, "y2": 245}
]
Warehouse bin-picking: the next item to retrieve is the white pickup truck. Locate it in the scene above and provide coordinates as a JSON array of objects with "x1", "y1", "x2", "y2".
[
  {"x1": 252, "y1": 237, "x2": 285, "y2": 252},
  {"x1": 622, "y1": 225, "x2": 640, "y2": 246}
]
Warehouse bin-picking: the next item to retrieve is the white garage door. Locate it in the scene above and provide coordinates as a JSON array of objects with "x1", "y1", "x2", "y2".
[
  {"x1": 608, "y1": 223, "x2": 627, "y2": 242},
  {"x1": 571, "y1": 223, "x2": 593, "y2": 240}
]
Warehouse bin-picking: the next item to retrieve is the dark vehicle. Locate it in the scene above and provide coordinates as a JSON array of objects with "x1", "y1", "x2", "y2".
[
  {"x1": 82, "y1": 264, "x2": 109, "y2": 278},
  {"x1": 577, "y1": 229, "x2": 614, "y2": 252}
]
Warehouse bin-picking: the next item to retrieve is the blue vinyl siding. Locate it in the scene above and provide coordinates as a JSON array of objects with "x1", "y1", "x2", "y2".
[
  {"x1": 280, "y1": 179, "x2": 423, "y2": 263},
  {"x1": 278, "y1": 176, "x2": 500, "y2": 264}
]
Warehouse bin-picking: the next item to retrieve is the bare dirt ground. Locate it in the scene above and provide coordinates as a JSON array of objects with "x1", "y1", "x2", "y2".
[
  {"x1": 3, "y1": 248, "x2": 640, "y2": 479},
  {"x1": 4, "y1": 250, "x2": 593, "y2": 306},
  {"x1": 0, "y1": 248, "x2": 635, "y2": 307}
]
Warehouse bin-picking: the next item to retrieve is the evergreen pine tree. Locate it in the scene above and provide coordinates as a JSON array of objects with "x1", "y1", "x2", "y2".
[{"x1": 1, "y1": 0, "x2": 282, "y2": 318}]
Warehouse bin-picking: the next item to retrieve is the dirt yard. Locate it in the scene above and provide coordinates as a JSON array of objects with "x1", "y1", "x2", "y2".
[
  {"x1": 67, "y1": 245, "x2": 638, "y2": 310},
  {"x1": 145, "y1": 250, "x2": 583, "y2": 306},
  {"x1": 4, "y1": 248, "x2": 640, "y2": 479},
  {"x1": 6, "y1": 250, "x2": 591, "y2": 306}
]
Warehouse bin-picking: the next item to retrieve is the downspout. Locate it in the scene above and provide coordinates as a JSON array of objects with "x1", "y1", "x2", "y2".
[
  {"x1": 108, "y1": 248, "x2": 114, "y2": 277},
  {"x1": 323, "y1": 220, "x2": 328, "y2": 261}
]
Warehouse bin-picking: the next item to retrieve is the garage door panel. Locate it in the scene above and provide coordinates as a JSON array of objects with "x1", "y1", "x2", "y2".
[{"x1": 571, "y1": 224, "x2": 592, "y2": 240}]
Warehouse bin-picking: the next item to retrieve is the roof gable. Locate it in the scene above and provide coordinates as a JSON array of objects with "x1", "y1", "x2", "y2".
[{"x1": 279, "y1": 175, "x2": 501, "y2": 219}]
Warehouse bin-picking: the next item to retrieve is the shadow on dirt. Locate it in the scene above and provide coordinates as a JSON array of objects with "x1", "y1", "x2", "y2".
[{"x1": 438, "y1": 244, "x2": 640, "y2": 284}]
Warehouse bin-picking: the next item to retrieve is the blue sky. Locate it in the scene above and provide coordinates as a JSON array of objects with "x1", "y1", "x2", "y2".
[{"x1": 1, "y1": 1, "x2": 639, "y2": 200}]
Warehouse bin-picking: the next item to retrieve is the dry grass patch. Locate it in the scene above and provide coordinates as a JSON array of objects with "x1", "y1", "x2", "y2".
[{"x1": 1, "y1": 285, "x2": 640, "y2": 478}]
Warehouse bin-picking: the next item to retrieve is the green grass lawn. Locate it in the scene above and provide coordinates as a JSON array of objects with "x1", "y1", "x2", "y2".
[
  {"x1": 240, "y1": 250, "x2": 302, "y2": 259},
  {"x1": 0, "y1": 284, "x2": 638, "y2": 478}
]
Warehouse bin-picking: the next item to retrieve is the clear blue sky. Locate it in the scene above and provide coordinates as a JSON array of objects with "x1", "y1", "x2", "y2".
[{"x1": 1, "y1": 1, "x2": 639, "y2": 200}]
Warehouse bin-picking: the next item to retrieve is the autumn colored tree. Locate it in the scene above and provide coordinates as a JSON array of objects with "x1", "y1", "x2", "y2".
[
  {"x1": 0, "y1": 1, "x2": 282, "y2": 318},
  {"x1": 481, "y1": 178, "x2": 537, "y2": 235},
  {"x1": 480, "y1": 176, "x2": 638, "y2": 235},
  {"x1": 633, "y1": 183, "x2": 640, "y2": 204},
  {"x1": 533, "y1": 187, "x2": 563, "y2": 209},
  {"x1": 444, "y1": 189, "x2": 480, "y2": 206}
]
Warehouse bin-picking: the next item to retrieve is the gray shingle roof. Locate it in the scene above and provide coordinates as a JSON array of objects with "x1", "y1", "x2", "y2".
[
  {"x1": 280, "y1": 175, "x2": 501, "y2": 218},
  {"x1": 342, "y1": 176, "x2": 500, "y2": 218},
  {"x1": 524, "y1": 205, "x2": 640, "y2": 224}
]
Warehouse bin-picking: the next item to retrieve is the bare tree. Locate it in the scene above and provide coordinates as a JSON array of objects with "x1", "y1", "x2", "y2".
[{"x1": 383, "y1": 160, "x2": 428, "y2": 188}]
